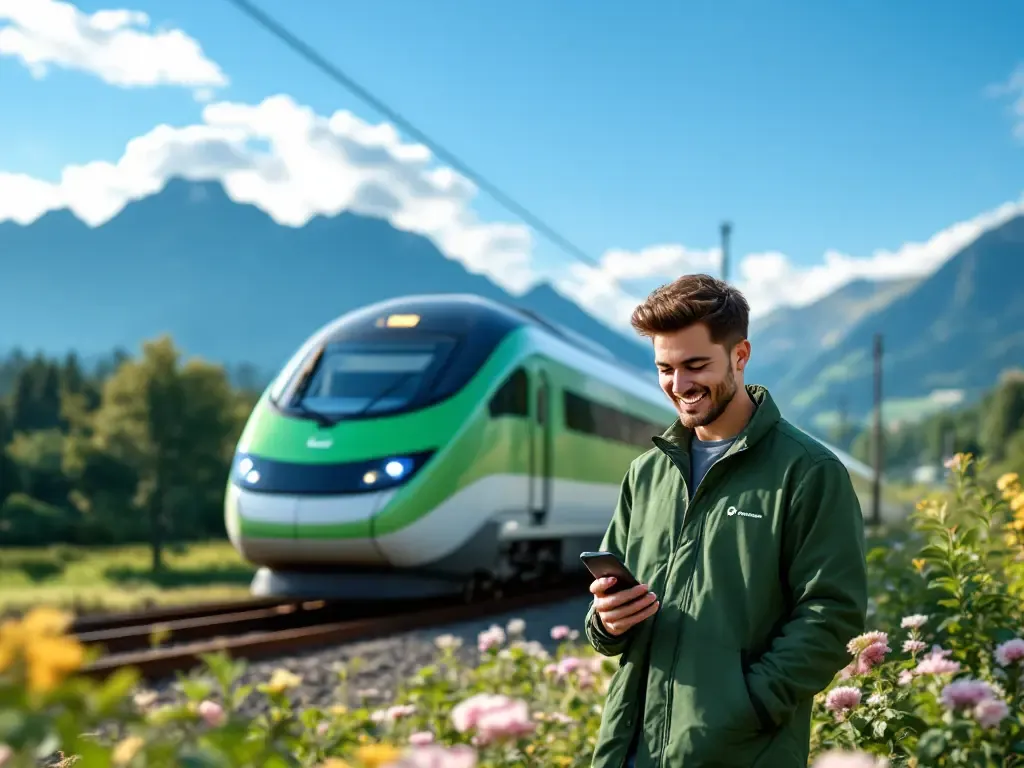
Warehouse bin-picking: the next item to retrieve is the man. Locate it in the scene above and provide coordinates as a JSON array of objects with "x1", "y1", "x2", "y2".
[{"x1": 584, "y1": 274, "x2": 868, "y2": 768}]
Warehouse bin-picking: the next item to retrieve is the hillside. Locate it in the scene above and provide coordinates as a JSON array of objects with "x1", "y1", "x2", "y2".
[
  {"x1": 747, "y1": 276, "x2": 920, "y2": 397},
  {"x1": 773, "y1": 214, "x2": 1024, "y2": 429},
  {"x1": 0, "y1": 178, "x2": 654, "y2": 381}
]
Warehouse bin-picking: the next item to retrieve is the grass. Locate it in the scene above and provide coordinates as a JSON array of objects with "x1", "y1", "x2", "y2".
[{"x1": 0, "y1": 539, "x2": 256, "y2": 617}]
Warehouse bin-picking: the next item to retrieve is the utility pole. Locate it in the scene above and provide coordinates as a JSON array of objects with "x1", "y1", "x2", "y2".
[
  {"x1": 871, "y1": 333, "x2": 884, "y2": 527},
  {"x1": 720, "y1": 221, "x2": 732, "y2": 282}
]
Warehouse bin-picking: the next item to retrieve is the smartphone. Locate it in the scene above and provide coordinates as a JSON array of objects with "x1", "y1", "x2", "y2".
[{"x1": 579, "y1": 551, "x2": 641, "y2": 594}]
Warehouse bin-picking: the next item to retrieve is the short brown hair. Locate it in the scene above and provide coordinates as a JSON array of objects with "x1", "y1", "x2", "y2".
[{"x1": 630, "y1": 274, "x2": 749, "y2": 347}]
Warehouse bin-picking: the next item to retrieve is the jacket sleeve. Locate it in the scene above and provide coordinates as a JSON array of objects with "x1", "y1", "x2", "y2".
[
  {"x1": 745, "y1": 457, "x2": 869, "y2": 728},
  {"x1": 584, "y1": 465, "x2": 636, "y2": 657}
]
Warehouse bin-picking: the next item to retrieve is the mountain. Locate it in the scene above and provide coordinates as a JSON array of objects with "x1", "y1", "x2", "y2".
[
  {"x1": 0, "y1": 178, "x2": 654, "y2": 383},
  {"x1": 770, "y1": 214, "x2": 1024, "y2": 431},
  {"x1": 747, "y1": 277, "x2": 920, "y2": 391}
]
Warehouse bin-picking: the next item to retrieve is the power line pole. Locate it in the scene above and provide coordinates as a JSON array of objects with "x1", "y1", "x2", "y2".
[
  {"x1": 720, "y1": 221, "x2": 732, "y2": 282},
  {"x1": 871, "y1": 333, "x2": 884, "y2": 527}
]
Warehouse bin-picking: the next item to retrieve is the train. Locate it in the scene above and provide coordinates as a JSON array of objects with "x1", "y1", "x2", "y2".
[{"x1": 224, "y1": 293, "x2": 884, "y2": 601}]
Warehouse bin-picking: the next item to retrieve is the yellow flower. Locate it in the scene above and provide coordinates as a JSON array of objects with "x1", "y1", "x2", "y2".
[
  {"x1": 912, "y1": 558, "x2": 926, "y2": 573},
  {"x1": 266, "y1": 668, "x2": 302, "y2": 694},
  {"x1": 997, "y1": 472, "x2": 1020, "y2": 492},
  {"x1": 112, "y1": 735, "x2": 144, "y2": 765},
  {"x1": 23, "y1": 635, "x2": 85, "y2": 694},
  {"x1": 329, "y1": 704, "x2": 348, "y2": 716},
  {"x1": 318, "y1": 761, "x2": 351, "y2": 768},
  {"x1": 354, "y1": 744, "x2": 402, "y2": 767},
  {"x1": 20, "y1": 607, "x2": 73, "y2": 638},
  {"x1": 1011, "y1": 494, "x2": 1024, "y2": 513}
]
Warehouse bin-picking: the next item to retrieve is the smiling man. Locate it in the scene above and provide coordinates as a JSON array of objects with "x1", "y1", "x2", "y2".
[{"x1": 584, "y1": 274, "x2": 869, "y2": 767}]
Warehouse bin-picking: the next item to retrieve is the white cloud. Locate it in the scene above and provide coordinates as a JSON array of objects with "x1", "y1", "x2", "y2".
[
  {"x1": 0, "y1": 94, "x2": 537, "y2": 292},
  {"x1": 558, "y1": 194, "x2": 1024, "y2": 325},
  {"x1": 0, "y1": 88, "x2": 1020, "y2": 334},
  {"x1": 987, "y1": 63, "x2": 1024, "y2": 141},
  {"x1": 0, "y1": 0, "x2": 226, "y2": 90}
]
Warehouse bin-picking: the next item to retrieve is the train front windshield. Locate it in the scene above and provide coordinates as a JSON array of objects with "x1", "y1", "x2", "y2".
[{"x1": 294, "y1": 338, "x2": 457, "y2": 418}]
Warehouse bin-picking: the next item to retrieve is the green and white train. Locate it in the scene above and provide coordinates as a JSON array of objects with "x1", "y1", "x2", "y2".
[{"x1": 225, "y1": 293, "x2": 880, "y2": 600}]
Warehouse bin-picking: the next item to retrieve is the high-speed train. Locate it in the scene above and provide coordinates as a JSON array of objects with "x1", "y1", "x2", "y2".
[{"x1": 224, "y1": 293, "x2": 883, "y2": 600}]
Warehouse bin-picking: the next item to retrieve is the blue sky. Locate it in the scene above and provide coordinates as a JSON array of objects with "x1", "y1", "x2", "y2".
[{"x1": 1, "y1": 0, "x2": 1022, "y2": 322}]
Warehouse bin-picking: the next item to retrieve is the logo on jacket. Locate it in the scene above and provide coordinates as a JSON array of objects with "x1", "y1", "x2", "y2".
[
  {"x1": 726, "y1": 505, "x2": 763, "y2": 519},
  {"x1": 307, "y1": 436, "x2": 333, "y2": 449}
]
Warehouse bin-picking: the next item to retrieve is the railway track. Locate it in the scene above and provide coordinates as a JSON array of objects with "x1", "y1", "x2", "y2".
[{"x1": 77, "y1": 576, "x2": 589, "y2": 683}]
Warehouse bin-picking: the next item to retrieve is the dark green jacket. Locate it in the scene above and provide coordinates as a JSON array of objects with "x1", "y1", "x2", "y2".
[{"x1": 585, "y1": 385, "x2": 868, "y2": 768}]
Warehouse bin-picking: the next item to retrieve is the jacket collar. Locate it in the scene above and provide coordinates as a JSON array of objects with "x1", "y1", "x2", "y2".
[{"x1": 656, "y1": 384, "x2": 781, "y2": 456}]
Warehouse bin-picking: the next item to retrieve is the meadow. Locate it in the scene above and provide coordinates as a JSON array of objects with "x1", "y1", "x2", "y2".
[
  {"x1": 2, "y1": 453, "x2": 1024, "y2": 766},
  {"x1": 0, "y1": 541, "x2": 254, "y2": 616}
]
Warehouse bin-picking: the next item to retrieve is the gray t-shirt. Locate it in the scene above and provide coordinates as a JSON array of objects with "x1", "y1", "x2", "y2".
[{"x1": 690, "y1": 435, "x2": 735, "y2": 494}]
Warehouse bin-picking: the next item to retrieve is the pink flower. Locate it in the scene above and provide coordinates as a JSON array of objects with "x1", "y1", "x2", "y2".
[
  {"x1": 914, "y1": 646, "x2": 961, "y2": 677},
  {"x1": 197, "y1": 699, "x2": 226, "y2": 727},
  {"x1": 812, "y1": 750, "x2": 890, "y2": 768},
  {"x1": 846, "y1": 631, "x2": 888, "y2": 656},
  {"x1": 391, "y1": 745, "x2": 478, "y2": 768},
  {"x1": 898, "y1": 669, "x2": 914, "y2": 686},
  {"x1": 995, "y1": 638, "x2": 1024, "y2": 667},
  {"x1": 939, "y1": 679, "x2": 996, "y2": 711},
  {"x1": 900, "y1": 614, "x2": 928, "y2": 630},
  {"x1": 477, "y1": 625, "x2": 505, "y2": 652},
  {"x1": 451, "y1": 693, "x2": 535, "y2": 744},
  {"x1": 408, "y1": 731, "x2": 435, "y2": 746},
  {"x1": 856, "y1": 641, "x2": 890, "y2": 674},
  {"x1": 0, "y1": 745, "x2": 11, "y2": 767},
  {"x1": 551, "y1": 625, "x2": 571, "y2": 640},
  {"x1": 974, "y1": 698, "x2": 1010, "y2": 729},
  {"x1": 902, "y1": 639, "x2": 926, "y2": 654},
  {"x1": 372, "y1": 704, "x2": 417, "y2": 724},
  {"x1": 824, "y1": 686, "x2": 862, "y2": 720}
]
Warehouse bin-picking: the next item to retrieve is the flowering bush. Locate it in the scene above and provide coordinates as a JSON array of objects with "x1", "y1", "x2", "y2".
[
  {"x1": 811, "y1": 454, "x2": 1024, "y2": 766},
  {"x1": 1, "y1": 452, "x2": 1023, "y2": 767}
]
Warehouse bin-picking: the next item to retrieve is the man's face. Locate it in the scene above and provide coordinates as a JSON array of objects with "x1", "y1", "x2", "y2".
[{"x1": 652, "y1": 323, "x2": 748, "y2": 430}]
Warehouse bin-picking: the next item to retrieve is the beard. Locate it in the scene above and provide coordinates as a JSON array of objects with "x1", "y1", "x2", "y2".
[{"x1": 674, "y1": 365, "x2": 739, "y2": 429}]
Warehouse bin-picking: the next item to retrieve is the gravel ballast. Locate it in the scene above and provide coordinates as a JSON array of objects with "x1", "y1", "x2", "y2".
[{"x1": 140, "y1": 594, "x2": 595, "y2": 717}]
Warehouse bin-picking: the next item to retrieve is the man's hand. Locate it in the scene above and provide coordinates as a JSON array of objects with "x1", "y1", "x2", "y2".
[{"x1": 590, "y1": 578, "x2": 660, "y2": 636}]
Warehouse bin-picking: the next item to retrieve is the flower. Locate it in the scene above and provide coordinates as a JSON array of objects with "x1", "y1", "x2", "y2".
[
  {"x1": 0, "y1": 745, "x2": 11, "y2": 767},
  {"x1": 846, "y1": 631, "x2": 888, "y2": 656},
  {"x1": 898, "y1": 669, "x2": 914, "y2": 686},
  {"x1": 939, "y1": 679, "x2": 997, "y2": 711},
  {"x1": 354, "y1": 744, "x2": 403, "y2": 767},
  {"x1": 550, "y1": 625, "x2": 571, "y2": 640},
  {"x1": 477, "y1": 625, "x2": 506, "y2": 652},
  {"x1": 995, "y1": 638, "x2": 1024, "y2": 666},
  {"x1": 197, "y1": 699, "x2": 226, "y2": 727},
  {"x1": 997, "y1": 472, "x2": 1020, "y2": 492},
  {"x1": 506, "y1": 618, "x2": 525, "y2": 635},
  {"x1": 824, "y1": 686, "x2": 861, "y2": 720},
  {"x1": 900, "y1": 614, "x2": 928, "y2": 630},
  {"x1": 408, "y1": 731, "x2": 435, "y2": 746},
  {"x1": 812, "y1": 750, "x2": 890, "y2": 768},
  {"x1": 266, "y1": 668, "x2": 302, "y2": 694},
  {"x1": 914, "y1": 646, "x2": 961, "y2": 677},
  {"x1": 451, "y1": 693, "x2": 535, "y2": 744},
  {"x1": 391, "y1": 745, "x2": 478, "y2": 768},
  {"x1": 974, "y1": 697, "x2": 1010, "y2": 729},
  {"x1": 902, "y1": 639, "x2": 926, "y2": 654},
  {"x1": 433, "y1": 634, "x2": 462, "y2": 651},
  {"x1": 856, "y1": 641, "x2": 890, "y2": 674}
]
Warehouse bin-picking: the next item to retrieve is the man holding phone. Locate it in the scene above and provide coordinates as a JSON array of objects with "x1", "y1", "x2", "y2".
[{"x1": 584, "y1": 274, "x2": 868, "y2": 767}]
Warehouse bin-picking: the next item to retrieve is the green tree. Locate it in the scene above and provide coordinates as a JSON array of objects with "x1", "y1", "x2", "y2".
[
  {"x1": 73, "y1": 335, "x2": 240, "y2": 570},
  {"x1": 9, "y1": 355, "x2": 62, "y2": 433}
]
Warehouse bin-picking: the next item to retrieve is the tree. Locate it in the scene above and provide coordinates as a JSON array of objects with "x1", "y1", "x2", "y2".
[{"x1": 77, "y1": 336, "x2": 240, "y2": 570}]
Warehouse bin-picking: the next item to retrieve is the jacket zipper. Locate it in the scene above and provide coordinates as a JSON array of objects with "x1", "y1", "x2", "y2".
[{"x1": 654, "y1": 441, "x2": 747, "y2": 768}]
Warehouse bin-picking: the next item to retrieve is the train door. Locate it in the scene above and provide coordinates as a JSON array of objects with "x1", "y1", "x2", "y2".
[{"x1": 529, "y1": 368, "x2": 552, "y2": 526}]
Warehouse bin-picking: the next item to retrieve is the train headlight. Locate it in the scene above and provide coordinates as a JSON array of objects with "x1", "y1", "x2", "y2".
[{"x1": 384, "y1": 458, "x2": 411, "y2": 478}]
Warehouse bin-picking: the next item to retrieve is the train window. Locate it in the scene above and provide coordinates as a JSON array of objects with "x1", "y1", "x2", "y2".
[
  {"x1": 488, "y1": 368, "x2": 529, "y2": 417},
  {"x1": 563, "y1": 390, "x2": 664, "y2": 449}
]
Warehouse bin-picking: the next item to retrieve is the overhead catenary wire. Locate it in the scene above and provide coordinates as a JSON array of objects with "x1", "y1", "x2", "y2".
[{"x1": 219, "y1": 0, "x2": 641, "y2": 288}]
